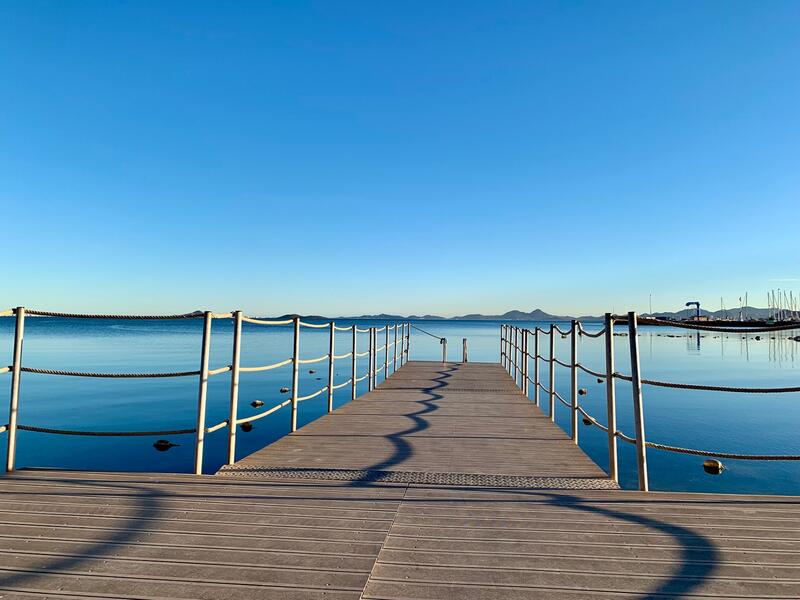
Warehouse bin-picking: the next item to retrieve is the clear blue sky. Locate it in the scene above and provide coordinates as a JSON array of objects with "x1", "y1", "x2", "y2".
[{"x1": 3, "y1": 1, "x2": 799, "y2": 316}]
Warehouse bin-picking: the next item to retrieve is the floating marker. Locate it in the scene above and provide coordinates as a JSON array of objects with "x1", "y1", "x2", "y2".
[
  {"x1": 582, "y1": 416, "x2": 592, "y2": 426},
  {"x1": 703, "y1": 459, "x2": 724, "y2": 475},
  {"x1": 251, "y1": 400, "x2": 264, "y2": 408},
  {"x1": 309, "y1": 369, "x2": 316, "y2": 374},
  {"x1": 240, "y1": 422, "x2": 253, "y2": 433},
  {"x1": 280, "y1": 387, "x2": 289, "y2": 393},
  {"x1": 578, "y1": 388, "x2": 587, "y2": 396},
  {"x1": 153, "y1": 440, "x2": 178, "y2": 452},
  {"x1": 596, "y1": 378, "x2": 604, "y2": 384}
]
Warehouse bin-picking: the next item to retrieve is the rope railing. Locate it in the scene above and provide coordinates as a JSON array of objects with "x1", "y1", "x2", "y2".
[
  {"x1": 297, "y1": 386, "x2": 329, "y2": 402},
  {"x1": 17, "y1": 425, "x2": 199, "y2": 436},
  {"x1": 239, "y1": 358, "x2": 292, "y2": 373},
  {"x1": 237, "y1": 399, "x2": 292, "y2": 425},
  {"x1": 25, "y1": 309, "x2": 205, "y2": 320},
  {"x1": 576, "y1": 363, "x2": 606, "y2": 378},
  {"x1": 242, "y1": 316, "x2": 294, "y2": 326},
  {"x1": 299, "y1": 320, "x2": 330, "y2": 329},
  {"x1": 577, "y1": 323, "x2": 606, "y2": 338},
  {"x1": 0, "y1": 307, "x2": 411, "y2": 475},
  {"x1": 613, "y1": 372, "x2": 800, "y2": 394},
  {"x1": 297, "y1": 354, "x2": 329, "y2": 365},
  {"x1": 410, "y1": 324, "x2": 444, "y2": 340},
  {"x1": 500, "y1": 310, "x2": 800, "y2": 492},
  {"x1": 331, "y1": 379, "x2": 353, "y2": 390},
  {"x1": 20, "y1": 367, "x2": 201, "y2": 378}
]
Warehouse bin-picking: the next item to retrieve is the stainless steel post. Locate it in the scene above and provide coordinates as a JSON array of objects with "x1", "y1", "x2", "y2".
[
  {"x1": 351, "y1": 325, "x2": 357, "y2": 401},
  {"x1": 570, "y1": 319, "x2": 578, "y2": 444},
  {"x1": 290, "y1": 316, "x2": 301, "y2": 432},
  {"x1": 384, "y1": 326, "x2": 389, "y2": 379},
  {"x1": 393, "y1": 324, "x2": 398, "y2": 371},
  {"x1": 5, "y1": 307, "x2": 25, "y2": 473},
  {"x1": 327, "y1": 321, "x2": 335, "y2": 413},
  {"x1": 193, "y1": 311, "x2": 213, "y2": 475},
  {"x1": 226, "y1": 310, "x2": 242, "y2": 465},
  {"x1": 533, "y1": 328, "x2": 540, "y2": 406},
  {"x1": 628, "y1": 311, "x2": 649, "y2": 492},
  {"x1": 604, "y1": 313, "x2": 618, "y2": 483},
  {"x1": 549, "y1": 324, "x2": 556, "y2": 421}
]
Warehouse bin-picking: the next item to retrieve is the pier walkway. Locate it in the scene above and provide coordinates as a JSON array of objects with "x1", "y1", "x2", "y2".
[{"x1": 0, "y1": 361, "x2": 797, "y2": 598}]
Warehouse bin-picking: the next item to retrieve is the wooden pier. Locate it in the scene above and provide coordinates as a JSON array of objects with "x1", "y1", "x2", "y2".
[{"x1": 0, "y1": 361, "x2": 798, "y2": 598}]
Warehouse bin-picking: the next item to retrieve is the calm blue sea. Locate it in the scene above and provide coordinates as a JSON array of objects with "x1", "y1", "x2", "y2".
[{"x1": 0, "y1": 317, "x2": 798, "y2": 495}]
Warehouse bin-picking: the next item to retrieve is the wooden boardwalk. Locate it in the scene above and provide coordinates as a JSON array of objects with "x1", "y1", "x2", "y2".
[
  {"x1": 220, "y1": 361, "x2": 613, "y2": 485},
  {"x1": 0, "y1": 361, "x2": 798, "y2": 598}
]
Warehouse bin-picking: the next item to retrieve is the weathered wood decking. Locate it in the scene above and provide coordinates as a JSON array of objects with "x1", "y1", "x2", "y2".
[{"x1": 0, "y1": 361, "x2": 798, "y2": 598}]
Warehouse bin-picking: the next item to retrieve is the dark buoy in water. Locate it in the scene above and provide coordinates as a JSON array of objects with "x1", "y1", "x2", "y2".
[
  {"x1": 578, "y1": 388, "x2": 587, "y2": 396},
  {"x1": 582, "y1": 416, "x2": 592, "y2": 426},
  {"x1": 251, "y1": 400, "x2": 264, "y2": 408},
  {"x1": 280, "y1": 387, "x2": 289, "y2": 394},
  {"x1": 596, "y1": 378, "x2": 604, "y2": 384},
  {"x1": 240, "y1": 422, "x2": 253, "y2": 432},
  {"x1": 703, "y1": 459, "x2": 724, "y2": 475},
  {"x1": 153, "y1": 440, "x2": 177, "y2": 452},
  {"x1": 754, "y1": 335, "x2": 761, "y2": 341},
  {"x1": 309, "y1": 369, "x2": 316, "y2": 374}
]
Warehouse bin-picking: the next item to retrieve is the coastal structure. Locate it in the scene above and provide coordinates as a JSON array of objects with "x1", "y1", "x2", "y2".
[{"x1": 0, "y1": 307, "x2": 798, "y2": 597}]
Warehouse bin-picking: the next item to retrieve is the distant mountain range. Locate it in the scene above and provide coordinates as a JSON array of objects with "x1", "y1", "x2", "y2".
[
  {"x1": 271, "y1": 307, "x2": 776, "y2": 322},
  {"x1": 334, "y1": 307, "x2": 776, "y2": 322}
]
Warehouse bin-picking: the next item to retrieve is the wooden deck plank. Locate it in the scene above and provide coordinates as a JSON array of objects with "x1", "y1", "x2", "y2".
[{"x1": 363, "y1": 484, "x2": 800, "y2": 599}]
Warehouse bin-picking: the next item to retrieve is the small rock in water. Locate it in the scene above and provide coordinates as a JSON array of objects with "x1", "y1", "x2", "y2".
[
  {"x1": 153, "y1": 440, "x2": 178, "y2": 452},
  {"x1": 280, "y1": 387, "x2": 289, "y2": 394},
  {"x1": 309, "y1": 369, "x2": 316, "y2": 374},
  {"x1": 251, "y1": 400, "x2": 264, "y2": 408},
  {"x1": 703, "y1": 459, "x2": 724, "y2": 475},
  {"x1": 578, "y1": 388, "x2": 587, "y2": 396},
  {"x1": 240, "y1": 422, "x2": 253, "y2": 432}
]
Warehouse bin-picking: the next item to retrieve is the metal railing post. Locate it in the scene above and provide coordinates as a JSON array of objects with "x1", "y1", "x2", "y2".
[
  {"x1": 522, "y1": 329, "x2": 529, "y2": 396},
  {"x1": 512, "y1": 327, "x2": 517, "y2": 383},
  {"x1": 500, "y1": 325, "x2": 505, "y2": 368},
  {"x1": 384, "y1": 326, "x2": 389, "y2": 379},
  {"x1": 505, "y1": 325, "x2": 510, "y2": 372},
  {"x1": 441, "y1": 338, "x2": 447, "y2": 363},
  {"x1": 549, "y1": 324, "x2": 556, "y2": 421},
  {"x1": 193, "y1": 311, "x2": 213, "y2": 475},
  {"x1": 290, "y1": 316, "x2": 301, "y2": 432},
  {"x1": 570, "y1": 319, "x2": 578, "y2": 444},
  {"x1": 533, "y1": 328, "x2": 540, "y2": 406},
  {"x1": 462, "y1": 338, "x2": 468, "y2": 363},
  {"x1": 628, "y1": 311, "x2": 649, "y2": 492},
  {"x1": 226, "y1": 310, "x2": 242, "y2": 465},
  {"x1": 6, "y1": 307, "x2": 25, "y2": 473},
  {"x1": 369, "y1": 327, "x2": 375, "y2": 390},
  {"x1": 351, "y1": 326, "x2": 358, "y2": 401},
  {"x1": 327, "y1": 321, "x2": 335, "y2": 413},
  {"x1": 604, "y1": 313, "x2": 618, "y2": 483},
  {"x1": 405, "y1": 323, "x2": 410, "y2": 363},
  {"x1": 393, "y1": 324, "x2": 398, "y2": 371}
]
